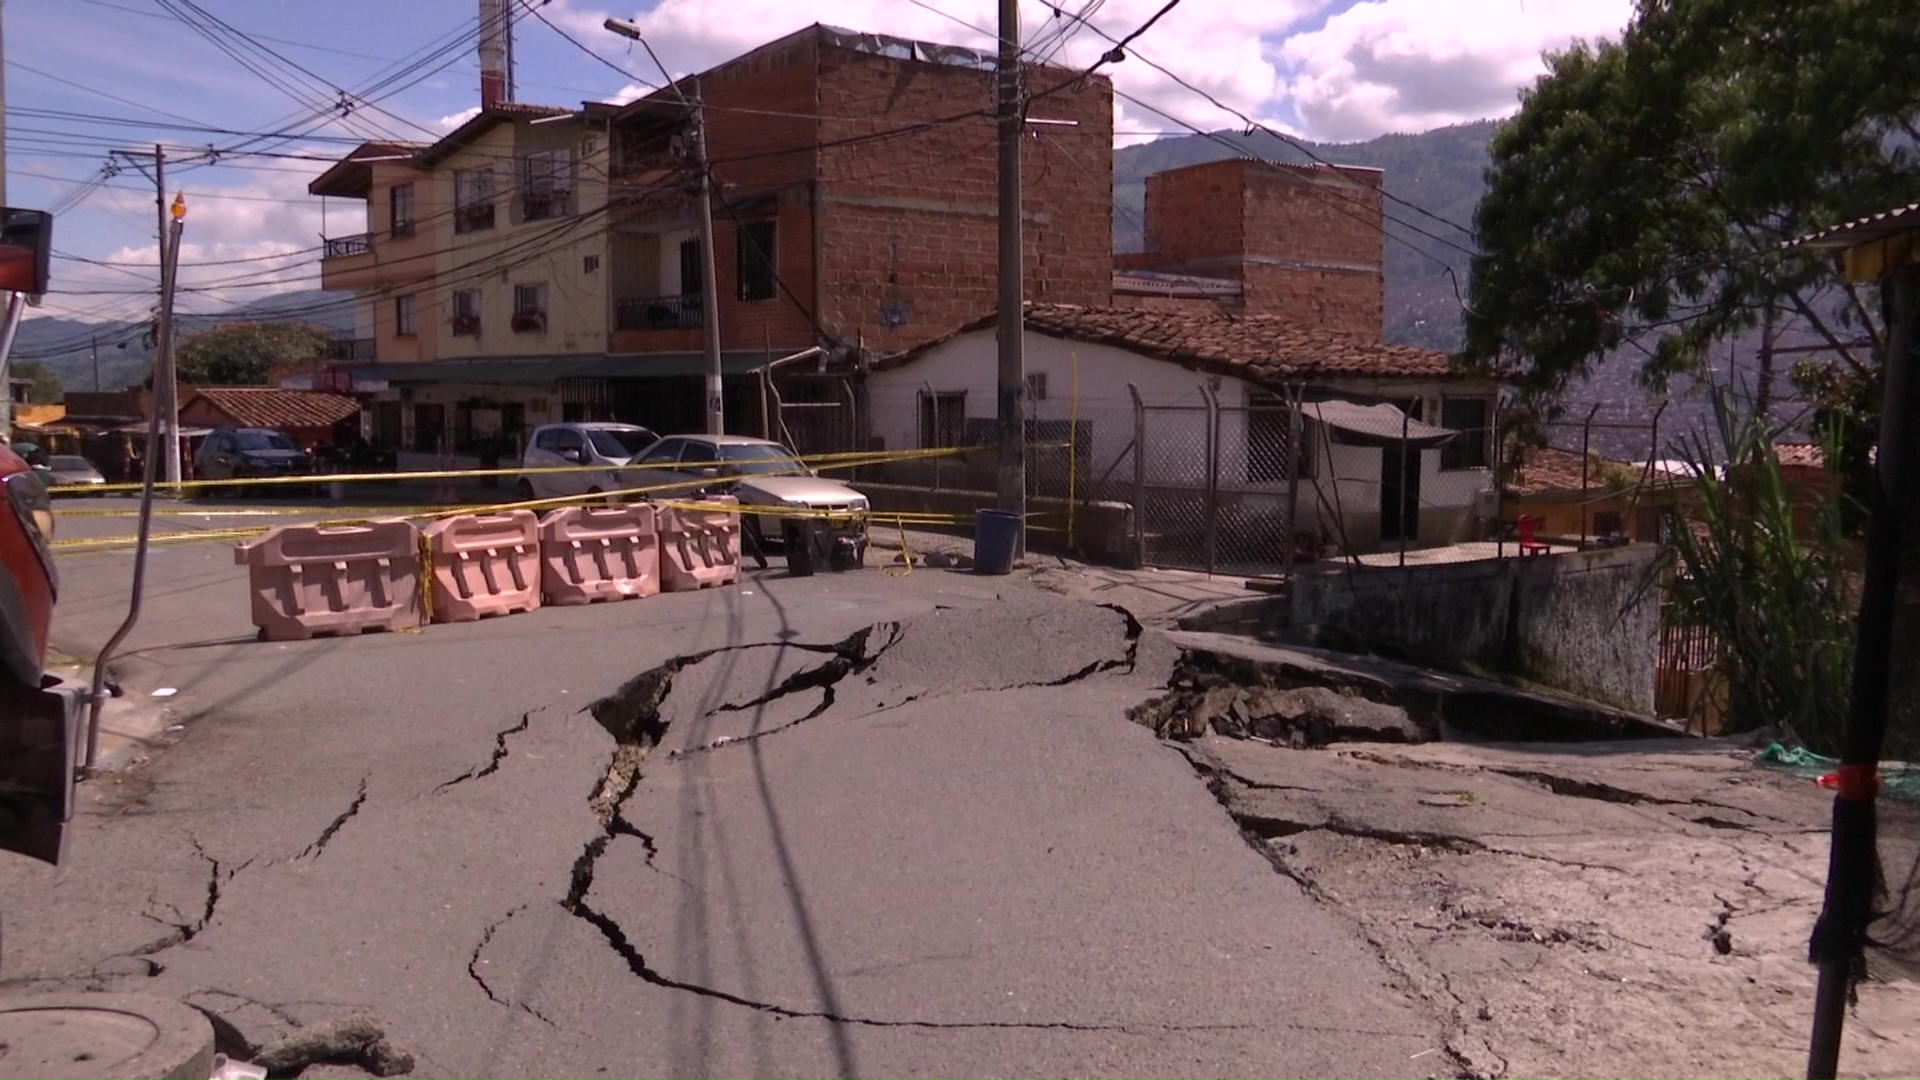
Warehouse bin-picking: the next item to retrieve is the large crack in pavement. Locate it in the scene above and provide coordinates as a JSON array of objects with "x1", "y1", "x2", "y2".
[
  {"x1": 436, "y1": 710, "x2": 536, "y2": 792},
  {"x1": 543, "y1": 606, "x2": 1308, "y2": 1037},
  {"x1": 292, "y1": 775, "x2": 369, "y2": 863}
]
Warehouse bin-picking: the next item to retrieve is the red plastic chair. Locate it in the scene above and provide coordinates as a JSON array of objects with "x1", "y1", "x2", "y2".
[{"x1": 1517, "y1": 514, "x2": 1550, "y2": 556}]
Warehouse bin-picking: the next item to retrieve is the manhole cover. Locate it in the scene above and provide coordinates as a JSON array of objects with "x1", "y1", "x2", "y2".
[{"x1": 0, "y1": 992, "x2": 213, "y2": 1079}]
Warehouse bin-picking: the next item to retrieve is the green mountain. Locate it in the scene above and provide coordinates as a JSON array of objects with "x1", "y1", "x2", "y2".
[
  {"x1": 14, "y1": 289, "x2": 353, "y2": 394},
  {"x1": 1112, "y1": 120, "x2": 1496, "y2": 351}
]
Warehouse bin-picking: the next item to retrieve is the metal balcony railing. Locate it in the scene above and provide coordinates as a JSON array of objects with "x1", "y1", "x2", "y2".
[
  {"x1": 322, "y1": 338, "x2": 376, "y2": 362},
  {"x1": 615, "y1": 293, "x2": 704, "y2": 331},
  {"x1": 322, "y1": 233, "x2": 373, "y2": 259}
]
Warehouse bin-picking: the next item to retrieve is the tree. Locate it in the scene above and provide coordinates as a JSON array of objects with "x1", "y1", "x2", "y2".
[
  {"x1": 1464, "y1": 0, "x2": 1919, "y2": 418},
  {"x1": 173, "y1": 321, "x2": 334, "y2": 386},
  {"x1": 11, "y1": 360, "x2": 64, "y2": 403}
]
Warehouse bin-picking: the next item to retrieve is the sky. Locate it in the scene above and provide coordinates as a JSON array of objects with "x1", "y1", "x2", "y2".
[{"x1": 5, "y1": 0, "x2": 1632, "y2": 325}]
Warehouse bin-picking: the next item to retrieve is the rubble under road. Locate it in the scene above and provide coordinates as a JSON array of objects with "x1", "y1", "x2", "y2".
[{"x1": 1131, "y1": 639, "x2": 1920, "y2": 1079}]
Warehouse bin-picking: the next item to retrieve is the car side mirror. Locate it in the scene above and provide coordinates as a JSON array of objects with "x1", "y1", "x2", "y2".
[{"x1": 563, "y1": 448, "x2": 586, "y2": 464}]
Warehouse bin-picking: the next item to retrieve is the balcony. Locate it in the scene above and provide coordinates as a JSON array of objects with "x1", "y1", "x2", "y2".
[
  {"x1": 323, "y1": 338, "x2": 376, "y2": 362},
  {"x1": 616, "y1": 294, "x2": 703, "y2": 331},
  {"x1": 323, "y1": 233, "x2": 372, "y2": 258}
]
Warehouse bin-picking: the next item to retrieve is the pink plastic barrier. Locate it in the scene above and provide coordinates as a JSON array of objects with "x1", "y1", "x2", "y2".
[
  {"x1": 421, "y1": 510, "x2": 541, "y2": 623},
  {"x1": 657, "y1": 496, "x2": 741, "y2": 591},
  {"x1": 234, "y1": 521, "x2": 422, "y2": 641},
  {"x1": 539, "y1": 504, "x2": 660, "y2": 605}
]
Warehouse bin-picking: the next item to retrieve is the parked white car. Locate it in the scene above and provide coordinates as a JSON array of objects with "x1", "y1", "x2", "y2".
[
  {"x1": 632, "y1": 434, "x2": 869, "y2": 548},
  {"x1": 516, "y1": 423, "x2": 659, "y2": 502}
]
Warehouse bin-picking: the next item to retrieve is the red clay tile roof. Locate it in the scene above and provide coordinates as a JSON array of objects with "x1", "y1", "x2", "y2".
[
  {"x1": 1774, "y1": 442, "x2": 1825, "y2": 468},
  {"x1": 1506, "y1": 445, "x2": 1669, "y2": 497},
  {"x1": 879, "y1": 304, "x2": 1466, "y2": 384},
  {"x1": 187, "y1": 388, "x2": 359, "y2": 430}
]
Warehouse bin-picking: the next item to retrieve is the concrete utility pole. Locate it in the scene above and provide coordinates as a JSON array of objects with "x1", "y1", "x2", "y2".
[
  {"x1": 995, "y1": 0, "x2": 1027, "y2": 553},
  {"x1": 110, "y1": 145, "x2": 181, "y2": 484},
  {"x1": 603, "y1": 18, "x2": 725, "y2": 435},
  {"x1": 1, "y1": 0, "x2": 9, "y2": 209},
  {"x1": 91, "y1": 334, "x2": 99, "y2": 392}
]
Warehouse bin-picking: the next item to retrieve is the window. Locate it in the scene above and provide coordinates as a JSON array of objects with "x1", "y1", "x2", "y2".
[
  {"x1": 1594, "y1": 510, "x2": 1624, "y2": 537},
  {"x1": 582, "y1": 254, "x2": 600, "y2": 273},
  {"x1": 1439, "y1": 397, "x2": 1491, "y2": 470},
  {"x1": 918, "y1": 390, "x2": 966, "y2": 450},
  {"x1": 454, "y1": 167, "x2": 495, "y2": 232},
  {"x1": 580, "y1": 136, "x2": 597, "y2": 158},
  {"x1": 519, "y1": 149, "x2": 576, "y2": 221},
  {"x1": 735, "y1": 220, "x2": 776, "y2": 301},
  {"x1": 585, "y1": 428, "x2": 657, "y2": 458},
  {"x1": 394, "y1": 295, "x2": 416, "y2": 337},
  {"x1": 533, "y1": 428, "x2": 562, "y2": 452},
  {"x1": 235, "y1": 430, "x2": 296, "y2": 452},
  {"x1": 678, "y1": 441, "x2": 719, "y2": 467},
  {"x1": 389, "y1": 183, "x2": 415, "y2": 238},
  {"x1": 451, "y1": 289, "x2": 480, "y2": 335},
  {"x1": 512, "y1": 284, "x2": 546, "y2": 333},
  {"x1": 1026, "y1": 372, "x2": 1048, "y2": 401},
  {"x1": 549, "y1": 428, "x2": 585, "y2": 458},
  {"x1": 1246, "y1": 392, "x2": 1301, "y2": 483},
  {"x1": 638, "y1": 437, "x2": 685, "y2": 466},
  {"x1": 678, "y1": 239, "x2": 703, "y2": 296}
]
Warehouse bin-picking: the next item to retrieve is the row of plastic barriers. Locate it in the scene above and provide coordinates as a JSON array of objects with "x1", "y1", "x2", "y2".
[{"x1": 235, "y1": 497, "x2": 742, "y2": 641}]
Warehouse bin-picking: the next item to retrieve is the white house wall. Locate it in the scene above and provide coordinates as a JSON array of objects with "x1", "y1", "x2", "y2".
[{"x1": 868, "y1": 329, "x2": 1498, "y2": 551}]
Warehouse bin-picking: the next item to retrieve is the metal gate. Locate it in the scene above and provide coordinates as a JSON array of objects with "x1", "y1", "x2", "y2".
[{"x1": 1129, "y1": 384, "x2": 1301, "y2": 577}]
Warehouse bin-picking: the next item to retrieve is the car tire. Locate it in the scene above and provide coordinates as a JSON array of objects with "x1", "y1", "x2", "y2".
[
  {"x1": 517, "y1": 479, "x2": 536, "y2": 503},
  {"x1": 587, "y1": 486, "x2": 608, "y2": 507}
]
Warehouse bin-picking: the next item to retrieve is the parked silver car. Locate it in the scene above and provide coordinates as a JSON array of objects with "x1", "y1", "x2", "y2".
[
  {"x1": 632, "y1": 434, "x2": 869, "y2": 547},
  {"x1": 516, "y1": 422, "x2": 658, "y2": 502},
  {"x1": 43, "y1": 455, "x2": 107, "y2": 494}
]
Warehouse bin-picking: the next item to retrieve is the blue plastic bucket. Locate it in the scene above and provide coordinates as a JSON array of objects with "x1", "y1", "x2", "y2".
[{"x1": 973, "y1": 508, "x2": 1021, "y2": 575}]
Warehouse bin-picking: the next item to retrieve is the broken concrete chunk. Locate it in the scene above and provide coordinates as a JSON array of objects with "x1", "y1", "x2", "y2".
[
  {"x1": 1237, "y1": 686, "x2": 1423, "y2": 745},
  {"x1": 250, "y1": 1014, "x2": 415, "y2": 1078}
]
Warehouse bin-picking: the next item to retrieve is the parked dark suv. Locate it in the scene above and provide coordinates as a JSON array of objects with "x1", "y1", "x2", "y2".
[{"x1": 193, "y1": 427, "x2": 314, "y2": 496}]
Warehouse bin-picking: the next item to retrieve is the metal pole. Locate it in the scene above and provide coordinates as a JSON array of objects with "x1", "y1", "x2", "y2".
[
  {"x1": 1806, "y1": 262, "x2": 1919, "y2": 1079},
  {"x1": 85, "y1": 214, "x2": 183, "y2": 769},
  {"x1": 1580, "y1": 402, "x2": 1599, "y2": 547},
  {"x1": 1284, "y1": 384, "x2": 1303, "y2": 579},
  {"x1": 1201, "y1": 383, "x2": 1219, "y2": 575},
  {"x1": 690, "y1": 87, "x2": 725, "y2": 436},
  {"x1": 91, "y1": 334, "x2": 100, "y2": 392},
  {"x1": 0, "y1": 292, "x2": 24, "y2": 442},
  {"x1": 1129, "y1": 382, "x2": 1145, "y2": 568},
  {"x1": 1398, "y1": 408, "x2": 1409, "y2": 568},
  {"x1": 149, "y1": 147, "x2": 181, "y2": 489},
  {"x1": 994, "y1": 0, "x2": 1027, "y2": 556}
]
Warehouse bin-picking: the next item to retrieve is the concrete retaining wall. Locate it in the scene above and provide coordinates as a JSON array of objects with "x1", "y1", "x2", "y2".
[{"x1": 1287, "y1": 546, "x2": 1657, "y2": 715}]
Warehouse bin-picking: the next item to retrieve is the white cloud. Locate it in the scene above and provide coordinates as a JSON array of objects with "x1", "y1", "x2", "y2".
[
  {"x1": 551, "y1": 0, "x2": 1328, "y2": 143},
  {"x1": 437, "y1": 105, "x2": 483, "y2": 132},
  {"x1": 1280, "y1": 0, "x2": 1633, "y2": 142}
]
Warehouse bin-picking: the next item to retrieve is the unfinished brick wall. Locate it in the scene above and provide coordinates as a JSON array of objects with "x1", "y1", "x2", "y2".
[
  {"x1": 1132, "y1": 158, "x2": 1386, "y2": 340},
  {"x1": 617, "y1": 27, "x2": 1114, "y2": 357},
  {"x1": 814, "y1": 44, "x2": 1113, "y2": 352}
]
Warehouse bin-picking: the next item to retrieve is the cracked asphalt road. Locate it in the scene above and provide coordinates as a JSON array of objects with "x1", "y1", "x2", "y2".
[{"x1": 2, "y1": 529, "x2": 1443, "y2": 1077}]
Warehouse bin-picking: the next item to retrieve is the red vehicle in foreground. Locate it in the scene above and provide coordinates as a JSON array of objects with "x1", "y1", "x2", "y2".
[{"x1": 0, "y1": 441, "x2": 85, "y2": 865}]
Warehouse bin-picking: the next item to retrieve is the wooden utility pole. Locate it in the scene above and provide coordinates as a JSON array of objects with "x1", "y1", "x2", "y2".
[
  {"x1": 602, "y1": 18, "x2": 724, "y2": 435},
  {"x1": 995, "y1": 0, "x2": 1026, "y2": 554},
  {"x1": 1756, "y1": 302, "x2": 1776, "y2": 429}
]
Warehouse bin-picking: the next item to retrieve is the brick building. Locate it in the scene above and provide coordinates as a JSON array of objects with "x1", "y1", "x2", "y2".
[
  {"x1": 1114, "y1": 159, "x2": 1387, "y2": 340},
  {"x1": 310, "y1": 24, "x2": 1112, "y2": 454}
]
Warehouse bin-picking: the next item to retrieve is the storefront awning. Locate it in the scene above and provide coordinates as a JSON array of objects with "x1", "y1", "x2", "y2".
[{"x1": 1302, "y1": 400, "x2": 1458, "y2": 449}]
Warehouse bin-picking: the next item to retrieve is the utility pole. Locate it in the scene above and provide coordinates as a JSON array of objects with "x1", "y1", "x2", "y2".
[
  {"x1": 1756, "y1": 302, "x2": 1776, "y2": 431},
  {"x1": 995, "y1": 0, "x2": 1027, "y2": 554},
  {"x1": 602, "y1": 18, "x2": 724, "y2": 435},
  {"x1": 90, "y1": 335, "x2": 100, "y2": 392},
  {"x1": 113, "y1": 145, "x2": 180, "y2": 486}
]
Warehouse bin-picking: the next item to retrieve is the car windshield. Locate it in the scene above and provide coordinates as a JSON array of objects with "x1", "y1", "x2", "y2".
[
  {"x1": 586, "y1": 428, "x2": 655, "y2": 459},
  {"x1": 50, "y1": 456, "x2": 92, "y2": 470},
  {"x1": 235, "y1": 431, "x2": 297, "y2": 452},
  {"x1": 718, "y1": 443, "x2": 806, "y2": 476}
]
